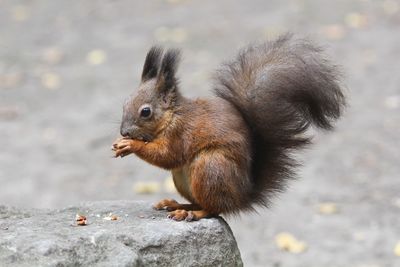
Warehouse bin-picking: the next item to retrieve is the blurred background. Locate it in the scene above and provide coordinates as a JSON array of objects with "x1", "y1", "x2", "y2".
[{"x1": 1, "y1": 0, "x2": 399, "y2": 266}]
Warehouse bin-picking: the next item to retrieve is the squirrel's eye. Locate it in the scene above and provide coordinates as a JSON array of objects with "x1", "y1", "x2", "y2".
[{"x1": 140, "y1": 107, "x2": 152, "y2": 118}]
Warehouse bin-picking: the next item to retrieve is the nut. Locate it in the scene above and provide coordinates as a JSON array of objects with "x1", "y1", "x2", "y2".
[{"x1": 75, "y1": 214, "x2": 87, "y2": 226}]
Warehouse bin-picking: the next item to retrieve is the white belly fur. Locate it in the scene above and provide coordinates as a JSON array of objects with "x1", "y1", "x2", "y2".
[{"x1": 171, "y1": 165, "x2": 194, "y2": 203}]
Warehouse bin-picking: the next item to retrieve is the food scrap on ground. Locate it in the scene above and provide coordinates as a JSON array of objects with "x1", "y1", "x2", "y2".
[
  {"x1": 317, "y1": 202, "x2": 339, "y2": 215},
  {"x1": 394, "y1": 241, "x2": 400, "y2": 256},
  {"x1": 103, "y1": 213, "x2": 118, "y2": 221},
  {"x1": 86, "y1": 49, "x2": 107, "y2": 65},
  {"x1": 75, "y1": 214, "x2": 87, "y2": 226},
  {"x1": 275, "y1": 232, "x2": 308, "y2": 254},
  {"x1": 133, "y1": 181, "x2": 161, "y2": 194}
]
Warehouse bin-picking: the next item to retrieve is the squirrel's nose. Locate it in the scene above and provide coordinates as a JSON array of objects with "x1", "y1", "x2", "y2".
[
  {"x1": 120, "y1": 127, "x2": 130, "y2": 137},
  {"x1": 120, "y1": 122, "x2": 131, "y2": 137},
  {"x1": 120, "y1": 123, "x2": 138, "y2": 138}
]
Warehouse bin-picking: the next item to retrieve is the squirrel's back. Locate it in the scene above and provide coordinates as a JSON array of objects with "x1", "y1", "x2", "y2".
[{"x1": 214, "y1": 34, "x2": 346, "y2": 207}]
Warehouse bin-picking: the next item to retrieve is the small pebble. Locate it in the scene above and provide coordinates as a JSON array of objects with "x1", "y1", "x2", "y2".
[
  {"x1": 317, "y1": 202, "x2": 339, "y2": 214},
  {"x1": 395, "y1": 241, "x2": 400, "y2": 256},
  {"x1": 41, "y1": 72, "x2": 61, "y2": 90},
  {"x1": 275, "y1": 232, "x2": 308, "y2": 254},
  {"x1": 86, "y1": 49, "x2": 107, "y2": 65},
  {"x1": 353, "y1": 232, "x2": 366, "y2": 241},
  {"x1": 345, "y1": 12, "x2": 368, "y2": 29},
  {"x1": 133, "y1": 181, "x2": 161, "y2": 194}
]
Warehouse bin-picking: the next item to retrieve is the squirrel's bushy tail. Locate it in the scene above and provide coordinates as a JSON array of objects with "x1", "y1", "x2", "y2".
[{"x1": 214, "y1": 34, "x2": 345, "y2": 207}]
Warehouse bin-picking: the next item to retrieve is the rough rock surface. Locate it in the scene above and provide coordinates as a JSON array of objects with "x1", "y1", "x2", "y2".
[{"x1": 0, "y1": 201, "x2": 242, "y2": 267}]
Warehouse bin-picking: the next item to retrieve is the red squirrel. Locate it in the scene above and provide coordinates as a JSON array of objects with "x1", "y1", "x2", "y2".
[{"x1": 112, "y1": 34, "x2": 345, "y2": 221}]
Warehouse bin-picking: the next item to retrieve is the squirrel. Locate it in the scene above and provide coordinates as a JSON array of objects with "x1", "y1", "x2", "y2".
[{"x1": 112, "y1": 34, "x2": 345, "y2": 221}]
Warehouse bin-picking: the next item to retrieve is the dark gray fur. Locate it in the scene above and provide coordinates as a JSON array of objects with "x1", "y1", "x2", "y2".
[{"x1": 214, "y1": 34, "x2": 346, "y2": 207}]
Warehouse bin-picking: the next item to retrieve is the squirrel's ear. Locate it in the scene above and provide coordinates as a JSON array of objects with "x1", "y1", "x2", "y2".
[
  {"x1": 141, "y1": 46, "x2": 163, "y2": 82},
  {"x1": 157, "y1": 48, "x2": 181, "y2": 92}
]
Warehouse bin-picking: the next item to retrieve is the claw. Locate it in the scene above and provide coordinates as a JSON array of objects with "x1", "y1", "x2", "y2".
[{"x1": 185, "y1": 211, "x2": 194, "y2": 222}]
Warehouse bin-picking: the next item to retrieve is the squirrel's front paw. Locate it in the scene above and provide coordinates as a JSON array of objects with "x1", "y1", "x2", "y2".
[
  {"x1": 112, "y1": 138, "x2": 136, "y2": 158},
  {"x1": 153, "y1": 199, "x2": 180, "y2": 211}
]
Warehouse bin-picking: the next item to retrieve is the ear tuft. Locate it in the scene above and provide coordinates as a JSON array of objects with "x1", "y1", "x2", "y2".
[
  {"x1": 141, "y1": 46, "x2": 164, "y2": 82},
  {"x1": 159, "y1": 48, "x2": 181, "y2": 89}
]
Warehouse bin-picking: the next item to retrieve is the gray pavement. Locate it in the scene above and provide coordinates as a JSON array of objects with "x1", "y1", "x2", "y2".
[{"x1": 1, "y1": 0, "x2": 400, "y2": 266}]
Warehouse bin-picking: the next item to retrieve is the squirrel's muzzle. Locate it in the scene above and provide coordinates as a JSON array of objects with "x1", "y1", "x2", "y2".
[
  {"x1": 120, "y1": 123, "x2": 139, "y2": 139},
  {"x1": 120, "y1": 127, "x2": 130, "y2": 138}
]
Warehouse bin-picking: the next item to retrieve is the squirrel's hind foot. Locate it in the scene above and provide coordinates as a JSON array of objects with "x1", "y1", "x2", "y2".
[
  {"x1": 167, "y1": 209, "x2": 212, "y2": 221},
  {"x1": 153, "y1": 199, "x2": 212, "y2": 220}
]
